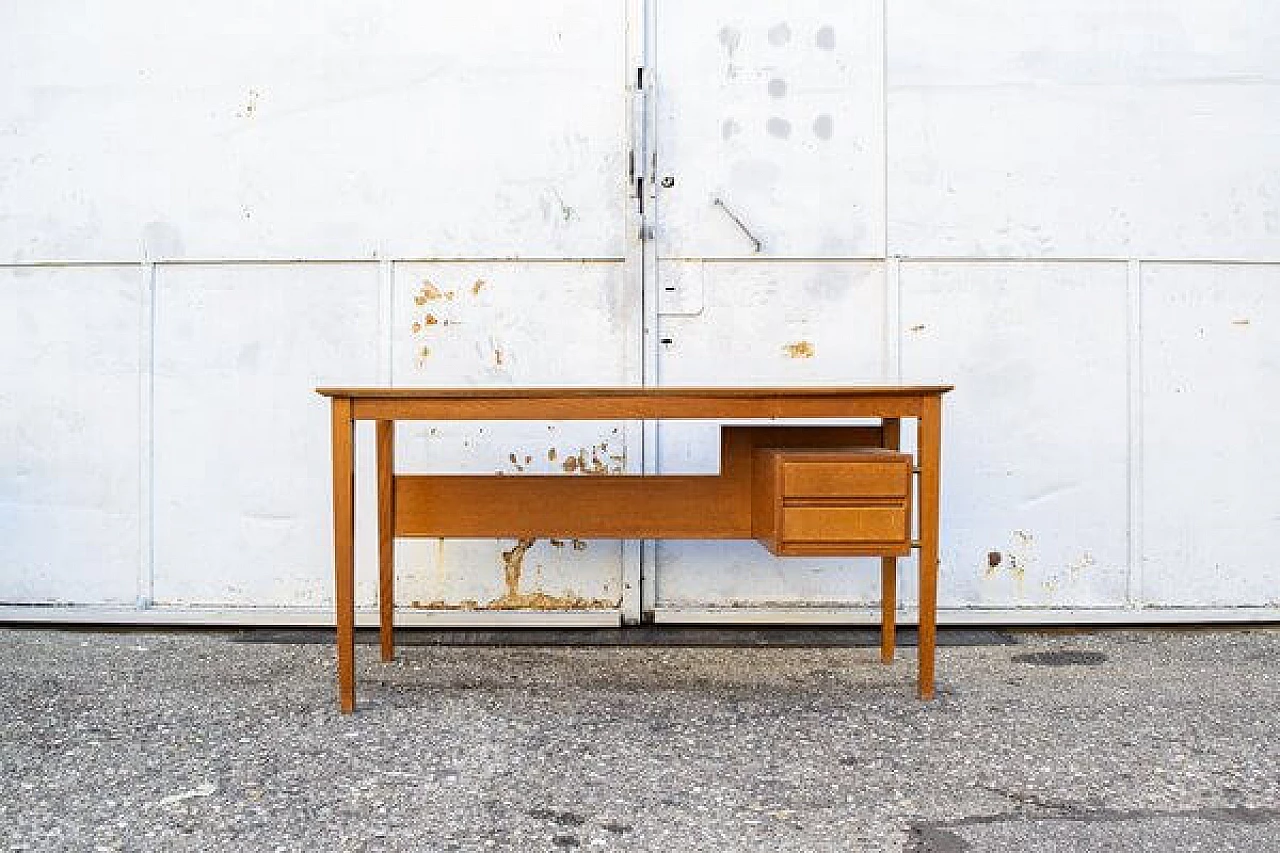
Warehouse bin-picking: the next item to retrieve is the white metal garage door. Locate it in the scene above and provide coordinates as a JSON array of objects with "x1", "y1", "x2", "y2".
[
  {"x1": 638, "y1": 0, "x2": 1280, "y2": 624},
  {"x1": 648, "y1": 0, "x2": 895, "y2": 621},
  {"x1": 2, "y1": 1, "x2": 1278, "y2": 624},
  {"x1": 0, "y1": 0, "x2": 639, "y2": 625}
]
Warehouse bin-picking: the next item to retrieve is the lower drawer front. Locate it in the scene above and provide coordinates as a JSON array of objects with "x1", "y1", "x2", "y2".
[{"x1": 781, "y1": 505, "x2": 907, "y2": 546}]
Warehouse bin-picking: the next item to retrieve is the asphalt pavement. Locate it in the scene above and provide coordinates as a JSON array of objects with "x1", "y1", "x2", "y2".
[{"x1": 1, "y1": 625, "x2": 1276, "y2": 852}]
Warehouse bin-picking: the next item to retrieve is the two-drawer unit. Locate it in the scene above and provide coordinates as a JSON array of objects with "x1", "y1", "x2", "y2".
[{"x1": 752, "y1": 448, "x2": 914, "y2": 557}]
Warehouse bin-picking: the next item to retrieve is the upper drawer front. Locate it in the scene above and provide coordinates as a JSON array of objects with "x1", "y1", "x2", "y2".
[{"x1": 782, "y1": 460, "x2": 910, "y2": 498}]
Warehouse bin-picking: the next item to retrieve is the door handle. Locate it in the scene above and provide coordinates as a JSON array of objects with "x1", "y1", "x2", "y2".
[{"x1": 712, "y1": 196, "x2": 763, "y2": 253}]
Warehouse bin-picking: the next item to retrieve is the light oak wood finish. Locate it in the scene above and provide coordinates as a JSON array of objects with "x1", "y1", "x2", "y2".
[
  {"x1": 376, "y1": 420, "x2": 395, "y2": 663},
  {"x1": 917, "y1": 396, "x2": 943, "y2": 700},
  {"x1": 782, "y1": 460, "x2": 911, "y2": 498},
  {"x1": 881, "y1": 418, "x2": 902, "y2": 665},
  {"x1": 780, "y1": 504, "x2": 910, "y2": 546},
  {"x1": 318, "y1": 386, "x2": 951, "y2": 399},
  {"x1": 317, "y1": 386, "x2": 952, "y2": 423},
  {"x1": 330, "y1": 397, "x2": 355, "y2": 714},
  {"x1": 321, "y1": 386, "x2": 951, "y2": 712},
  {"x1": 753, "y1": 448, "x2": 913, "y2": 557},
  {"x1": 392, "y1": 426, "x2": 891, "y2": 539}
]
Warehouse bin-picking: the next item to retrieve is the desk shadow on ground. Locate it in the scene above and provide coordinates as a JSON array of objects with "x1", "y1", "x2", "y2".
[{"x1": 231, "y1": 626, "x2": 1018, "y2": 648}]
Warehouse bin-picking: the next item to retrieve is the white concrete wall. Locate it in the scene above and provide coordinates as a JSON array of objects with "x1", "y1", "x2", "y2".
[{"x1": 2, "y1": 1, "x2": 1277, "y2": 622}]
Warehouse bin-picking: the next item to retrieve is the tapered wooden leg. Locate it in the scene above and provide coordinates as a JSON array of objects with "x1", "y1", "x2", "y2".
[
  {"x1": 331, "y1": 398, "x2": 356, "y2": 714},
  {"x1": 376, "y1": 420, "x2": 396, "y2": 662},
  {"x1": 880, "y1": 417, "x2": 901, "y2": 666},
  {"x1": 917, "y1": 397, "x2": 942, "y2": 700},
  {"x1": 880, "y1": 557, "x2": 897, "y2": 664}
]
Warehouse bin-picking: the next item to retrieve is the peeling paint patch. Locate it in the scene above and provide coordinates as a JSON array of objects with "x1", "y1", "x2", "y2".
[
  {"x1": 1068, "y1": 552, "x2": 1096, "y2": 575},
  {"x1": 235, "y1": 89, "x2": 260, "y2": 119},
  {"x1": 1007, "y1": 530, "x2": 1033, "y2": 587},
  {"x1": 484, "y1": 590, "x2": 618, "y2": 610},
  {"x1": 412, "y1": 598, "x2": 480, "y2": 610},
  {"x1": 408, "y1": 277, "x2": 472, "y2": 372},
  {"x1": 560, "y1": 446, "x2": 624, "y2": 475},
  {"x1": 554, "y1": 193, "x2": 575, "y2": 223},
  {"x1": 1040, "y1": 551, "x2": 1097, "y2": 592},
  {"x1": 471, "y1": 279, "x2": 486, "y2": 295},
  {"x1": 783, "y1": 341, "x2": 815, "y2": 359},
  {"x1": 985, "y1": 531, "x2": 1035, "y2": 591},
  {"x1": 414, "y1": 280, "x2": 444, "y2": 304}
]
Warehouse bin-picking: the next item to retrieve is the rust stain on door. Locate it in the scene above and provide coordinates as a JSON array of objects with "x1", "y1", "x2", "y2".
[
  {"x1": 783, "y1": 341, "x2": 815, "y2": 358},
  {"x1": 409, "y1": 537, "x2": 618, "y2": 611}
]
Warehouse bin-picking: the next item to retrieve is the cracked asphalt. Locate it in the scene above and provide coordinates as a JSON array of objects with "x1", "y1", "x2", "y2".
[{"x1": 1, "y1": 625, "x2": 1277, "y2": 852}]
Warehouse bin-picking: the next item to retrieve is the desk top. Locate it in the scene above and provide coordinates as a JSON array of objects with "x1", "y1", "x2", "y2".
[
  {"x1": 318, "y1": 386, "x2": 952, "y2": 398},
  {"x1": 319, "y1": 386, "x2": 952, "y2": 420}
]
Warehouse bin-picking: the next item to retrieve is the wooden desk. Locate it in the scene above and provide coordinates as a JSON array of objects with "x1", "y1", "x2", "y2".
[{"x1": 319, "y1": 386, "x2": 951, "y2": 713}]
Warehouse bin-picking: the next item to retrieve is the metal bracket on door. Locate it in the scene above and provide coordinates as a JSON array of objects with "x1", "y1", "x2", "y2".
[{"x1": 712, "y1": 196, "x2": 763, "y2": 253}]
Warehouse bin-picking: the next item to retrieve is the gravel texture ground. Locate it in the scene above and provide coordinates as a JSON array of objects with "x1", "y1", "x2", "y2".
[{"x1": 1, "y1": 625, "x2": 1277, "y2": 852}]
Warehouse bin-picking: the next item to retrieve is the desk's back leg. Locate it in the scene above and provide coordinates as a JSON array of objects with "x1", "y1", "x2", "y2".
[
  {"x1": 880, "y1": 417, "x2": 901, "y2": 665},
  {"x1": 331, "y1": 398, "x2": 357, "y2": 713},
  {"x1": 917, "y1": 399, "x2": 942, "y2": 700},
  {"x1": 880, "y1": 557, "x2": 897, "y2": 664},
  {"x1": 377, "y1": 420, "x2": 396, "y2": 662}
]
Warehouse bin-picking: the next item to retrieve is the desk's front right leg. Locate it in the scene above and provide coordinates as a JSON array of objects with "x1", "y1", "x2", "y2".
[{"x1": 331, "y1": 397, "x2": 356, "y2": 713}]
